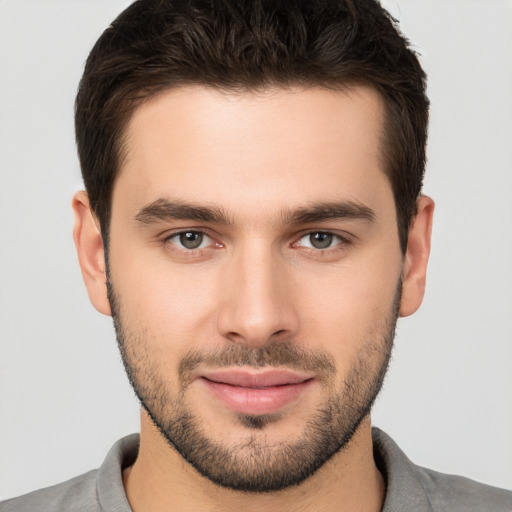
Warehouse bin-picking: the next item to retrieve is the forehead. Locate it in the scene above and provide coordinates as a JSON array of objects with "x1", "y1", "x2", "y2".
[{"x1": 115, "y1": 85, "x2": 391, "y2": 222}]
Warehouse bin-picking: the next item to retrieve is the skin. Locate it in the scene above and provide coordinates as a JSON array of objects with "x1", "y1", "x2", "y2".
[{"x1": 73, "y1": 85, "x2": 434, "y2": 512}]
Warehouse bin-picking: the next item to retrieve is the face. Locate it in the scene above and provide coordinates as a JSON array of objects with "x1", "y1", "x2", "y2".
[{"x1": 103, "y1": 86, "x2": 406, "y2": 491}]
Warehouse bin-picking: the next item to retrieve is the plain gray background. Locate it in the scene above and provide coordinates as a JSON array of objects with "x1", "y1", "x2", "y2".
[{"x1": 0, "y1": 0, "x2": 511, "y2": 500}]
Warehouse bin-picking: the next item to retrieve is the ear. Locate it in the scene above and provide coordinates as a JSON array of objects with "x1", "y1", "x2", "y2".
[
  {"x1": 399, "y1": 195, "x2": 434, "y2": 317},
  {"x1": 72, "y1": 191, "x2": 112, "y2": 316}
]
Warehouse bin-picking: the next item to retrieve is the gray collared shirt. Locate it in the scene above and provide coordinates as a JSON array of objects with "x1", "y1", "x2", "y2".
[{"x1": 1, "y1": 428, "x2": 511, "y2": 511}]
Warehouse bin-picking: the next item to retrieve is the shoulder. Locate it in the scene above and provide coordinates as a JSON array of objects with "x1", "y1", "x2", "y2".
[
  {"x1": 0, "y1": 434, "x2": 138, "y2": 512},
  {"x1": 373, "y1": 427, "x2": 512, "y2": 512},
  {"x1": 415, "y1": 465, "x2": 512, "y2": 512},
  {"x1": 0, "y1": 470, "x2": 99, "y2": 512}
]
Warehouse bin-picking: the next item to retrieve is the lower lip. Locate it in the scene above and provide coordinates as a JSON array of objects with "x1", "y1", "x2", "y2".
[{"x1": 201, "y1": 378, "x2": 313, "y2": 415}]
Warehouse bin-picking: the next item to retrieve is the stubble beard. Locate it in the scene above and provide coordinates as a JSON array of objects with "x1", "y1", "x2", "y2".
[{"x1": 107, "y1": 274, "x2": 400, "y2": 493}]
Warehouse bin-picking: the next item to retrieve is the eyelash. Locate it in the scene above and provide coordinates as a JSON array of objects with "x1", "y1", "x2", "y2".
[
  {"x1": 162, "y1": 229, "x2": 350, "y2": 255},
  {"x1": 163, "y1": 230, "x2": 221, "y2": 254},
  {"x1": 292, "y1": 232, "x2": 349, "y2": 252}
]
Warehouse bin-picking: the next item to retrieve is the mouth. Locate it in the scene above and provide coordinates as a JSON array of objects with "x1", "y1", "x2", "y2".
[{"x1": 199, "y1": 368, "x2": 315, "y2": 416}]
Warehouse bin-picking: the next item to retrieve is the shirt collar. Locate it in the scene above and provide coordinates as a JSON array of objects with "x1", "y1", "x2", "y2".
[
  {"x1": 373, "y1": 427, "x2": 433, "y2": 512},
  {"x1": 95, "y1": 429, "x2": 434, "y2": 511}
]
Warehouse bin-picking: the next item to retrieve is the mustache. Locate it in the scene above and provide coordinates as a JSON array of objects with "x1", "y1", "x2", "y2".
[{"x1": 178, "y1": 341, "x2": 336, "y2": 385}]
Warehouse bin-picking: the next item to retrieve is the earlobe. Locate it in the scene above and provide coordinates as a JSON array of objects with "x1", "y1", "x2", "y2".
[
  {"x1": 399, "y1": 195, "x2": 434, "y2": 317},
  {"x1": 72, "y1": 191, "x2": 112, "y2": 316}
]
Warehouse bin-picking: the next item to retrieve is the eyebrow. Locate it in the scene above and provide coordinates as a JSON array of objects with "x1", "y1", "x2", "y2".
[
  {"x1": 134, "y1": 198, "x2": 376, "y2": 226},
  {"x1": 135, "y1": 198, "x2": 233, "y2": 225},
  {"x1": 283, "y1": 200, "x2": 376, "y2": 225}
]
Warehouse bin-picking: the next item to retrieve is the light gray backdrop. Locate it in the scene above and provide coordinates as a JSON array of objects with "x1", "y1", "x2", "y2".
[{"x1": 1, "y1": 0, "x2": 511, "y2": 500}]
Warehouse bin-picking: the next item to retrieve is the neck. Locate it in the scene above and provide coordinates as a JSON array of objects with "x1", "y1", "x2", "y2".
[{"x1": 123, "y1": 411, "x2": 385, "y2": 512}]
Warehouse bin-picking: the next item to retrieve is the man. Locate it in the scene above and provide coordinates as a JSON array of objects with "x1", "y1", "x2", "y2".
[{"x1": 1, "y1": 0, "x2": 510, "y2": 510}]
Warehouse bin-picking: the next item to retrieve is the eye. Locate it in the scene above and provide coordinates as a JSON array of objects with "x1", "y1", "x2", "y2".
[
  {"x1": 168, "y1": 231, "x2": 212, "y2": 250},
  {"x1": 296, "y1": 232, "x2": 344, "y2": 250}
]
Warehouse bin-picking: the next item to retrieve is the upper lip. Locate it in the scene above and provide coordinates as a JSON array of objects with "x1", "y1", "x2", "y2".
[{"x1": 201, "y1": 368, "x2": 314, "y2": 388}]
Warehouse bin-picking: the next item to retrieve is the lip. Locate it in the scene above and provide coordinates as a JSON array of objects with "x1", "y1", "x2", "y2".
[
  {"x1": 200, "y1": 368, "x2": 315, "y2": 415},
  {"x1": 202, "y1": 368, "x2": 314, "y2": 387}
]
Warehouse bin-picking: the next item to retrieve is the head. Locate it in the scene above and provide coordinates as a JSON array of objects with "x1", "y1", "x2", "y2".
[{"x1": 73, "y1": 0, "x2": 433, "y2": 494}]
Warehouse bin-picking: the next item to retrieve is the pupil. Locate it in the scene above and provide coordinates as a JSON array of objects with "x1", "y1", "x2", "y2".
[
  {"x1": 311, "y1": 232, "x2": 332, "y2": 249},
  {"x1": 180, "y1": 232, "x2": 202, "y2": 249}
]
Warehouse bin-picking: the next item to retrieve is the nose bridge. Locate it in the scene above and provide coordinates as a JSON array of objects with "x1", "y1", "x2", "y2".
[{"x1": 217, "y1": 238, "x2": 297, "y2": 346}]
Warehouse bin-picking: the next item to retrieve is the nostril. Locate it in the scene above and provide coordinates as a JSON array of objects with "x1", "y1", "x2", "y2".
[{"x1": 226, "y1": 331, "x2": 244, "y2": 341}]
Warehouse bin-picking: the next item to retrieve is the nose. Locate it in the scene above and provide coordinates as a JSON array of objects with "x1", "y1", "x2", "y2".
[{"x1": 216, "y1": 242, "x2": 299, "y2": 347}]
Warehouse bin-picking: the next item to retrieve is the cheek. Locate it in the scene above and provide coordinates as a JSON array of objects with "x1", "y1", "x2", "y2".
[
  {"x1": 109, "y1": 245, "x2": 222, "y2": 350},
  {"x1": 295, "y1": 257, "x2": 401, "y2": 357}
]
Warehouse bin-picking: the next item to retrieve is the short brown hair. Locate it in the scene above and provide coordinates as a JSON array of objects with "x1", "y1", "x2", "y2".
[{"x1": 75, "y1": 0, "x2": 428, "y2": 252}]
